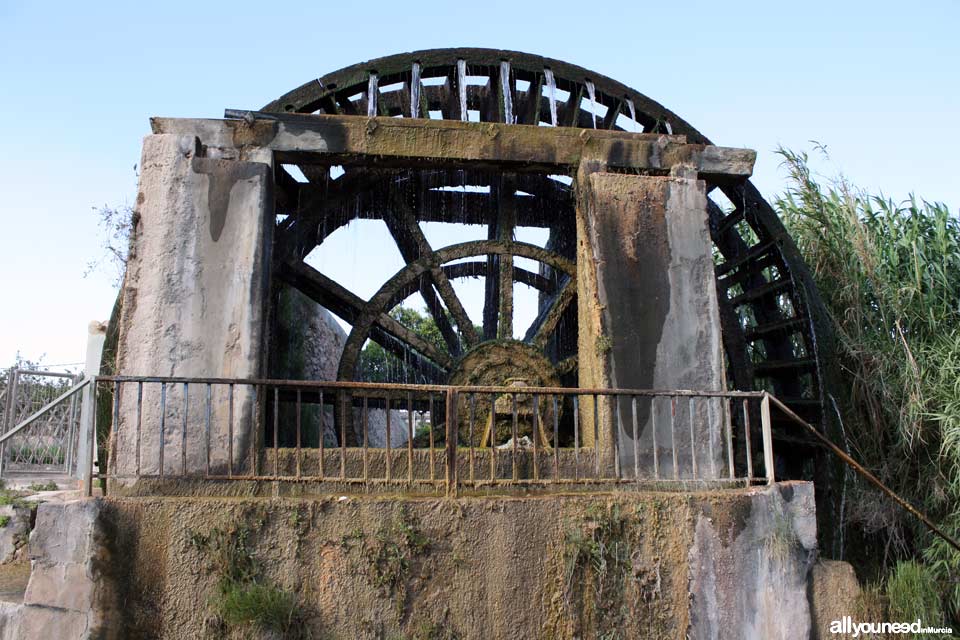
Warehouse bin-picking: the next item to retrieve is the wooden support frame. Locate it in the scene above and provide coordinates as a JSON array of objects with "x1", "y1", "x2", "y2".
[{"x1": 154, "y1": 112, "x2": 756, "y2": 179}]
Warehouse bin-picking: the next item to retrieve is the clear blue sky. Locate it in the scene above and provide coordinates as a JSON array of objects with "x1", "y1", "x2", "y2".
[{"x1": 1, "y1": 0, "x2": 957, "y2": 368}]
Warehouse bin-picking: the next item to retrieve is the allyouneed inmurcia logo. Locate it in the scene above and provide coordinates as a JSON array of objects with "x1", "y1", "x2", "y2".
[{"x1": 830, "y1": 616, "x2": 953, "y2": 637}]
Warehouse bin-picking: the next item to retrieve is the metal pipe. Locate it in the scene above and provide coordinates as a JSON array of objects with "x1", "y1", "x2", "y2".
[{"x1": 765, "y1": 393, "x2": 960, "y2": 554}]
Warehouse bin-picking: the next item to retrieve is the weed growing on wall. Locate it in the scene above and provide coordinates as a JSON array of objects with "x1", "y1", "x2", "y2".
[{"x1": 188, "y1": 515, "x2": 304, "y2": 638}]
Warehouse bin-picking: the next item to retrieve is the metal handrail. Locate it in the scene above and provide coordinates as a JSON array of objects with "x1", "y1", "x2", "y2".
[
  {"x1": 0, "y1": 379, "x2": 89, "y2": 444},
  {"x1": 89, "y1": 376, "x2": 780, "y2": 498},
  {"x1": 765, "y1": 392, "x2": 960, "y2": 554}
]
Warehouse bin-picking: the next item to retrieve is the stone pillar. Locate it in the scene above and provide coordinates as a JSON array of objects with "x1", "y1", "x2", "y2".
[
  {"x1": 110, "y1": 134, "x2": 273, "y2": 480},
  {"x1": 576, "y1": 168, "x2": 725, "y2": 479}
]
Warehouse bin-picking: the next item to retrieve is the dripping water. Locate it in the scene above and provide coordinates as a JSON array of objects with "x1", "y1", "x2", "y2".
[
  {"x1": 367, "y1": 73, "x2": 378, "y2": 117},
  {"x1": 410, "y1": 62, "x2": 421, "y2": 118},
  {"x1": 544, "y1": 68, "x2": 558, "y2": 126},
  {"x1": 626, "y1": 98, "x2": 637, "y2": 132},
  {"x1": 500, "y1": 60, "x2": 513, "y2": 124},
  {"x1": 457, "y1": 59, "x2": 468, "y2": 121},
  {"x1": 585, "y1": 80, "x2": 597, "y2": 128}
]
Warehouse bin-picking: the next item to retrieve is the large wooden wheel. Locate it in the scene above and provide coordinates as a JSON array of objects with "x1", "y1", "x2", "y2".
[{"x1": 266, "y1": 48, "x2": 841, "y2": 476}]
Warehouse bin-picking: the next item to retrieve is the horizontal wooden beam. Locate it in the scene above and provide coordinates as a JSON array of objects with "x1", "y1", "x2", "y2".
[{"x1": 152, "y1": 112, "x2": 755, "y2": 179}]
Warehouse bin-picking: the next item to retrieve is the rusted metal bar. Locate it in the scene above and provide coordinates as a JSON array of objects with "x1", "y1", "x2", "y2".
[
  {"x1": 766, "y1": 392, "x2": 960, "y2": 554},
  {"x1": 743, "y1": 398, "x2": 753, "y2": 481},
  {"x1": 295, "y1": 389, "x2": 302, "y2": 480},
  {"x1": 468, "y1": 393, "x2": 475, "y2": 484},
  {"x1": 181, "y1": 383, "x2": 188, "y2": 476},
  {"x1": 135, "y1": 381, "x2": 143, "y2": 477},
  {"x1": 429, "y1": 393, "x2": 435, "y2": 482},
  {"x1": 670, "y1": 396, "x2": 678, "y2": 481},
  {"x1": 532, "y1": 393, "x2": 539, "y2": 481},
  {"x1": 489, "y1": 393, "x2": 496, "y2": 482},
  {"x1": 573, "y1": 395, "x2": 580, "y2": 481},
  {"x1": 362, "y1": 395, "x2": 369, "y2": 481},
  {"x1": 227, "y1": 384, "x2": 234, "y2": 477},
  {"x1": 445, "y1": 388, "x2": 458, "y2": 497},
  {"x1": 96, "y1": 375, "x2": 765, "y2": 399},
  {"x1": 724, "y1": 397, "x2": 734, "y2": 480},
  {"x1": 205, "y1": 383, "x2": 212, "y2": 478},
  {"x1": 159, "y1": 382, "x2": 166, "y2": 478},
  {"x1": 593, "y1": 394, "x2": 599, "y2": 480},
  {"x1": 760, "y1": 393, "x2": 774, "y2": 485},
  {"x1": 511, "y1": 393, "x2": 518, "y2": 482},
  {"x1": 688, "y1": 397, "x2": 697, "y2": 479},
  {"x1": 385, "y1": 396, "x2": 392, "y2": 482},
  {"x1": 111, "y1": 381, "x2": 120, "y2": 477},
  {"x1": 612, "y1": 397, "x2": 621, "y2": 479},
  {"x1": 340, "y1": 391, "x2": 347, "y2": 480},
  {"x1": 318, "y1": 390, "x2": 325, "y2": 480},
  {"x1": 268, "y1": 387, "x2": 277, "y2": 478},
  {"x1": 407, "y1": 393, "x2": 414, "y2": 485},
  {"x1": 552, "y1": 395, "x2": 560, "y2": 482},
  {"x1": 651, "y1": 396, "x2": 659, "y2": 480},
  {"x1": 631, "y1": 395, "x2": 640, "y2": 481}
]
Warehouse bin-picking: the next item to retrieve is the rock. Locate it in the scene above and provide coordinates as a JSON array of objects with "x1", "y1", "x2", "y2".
[
  {"x1": 13, "y1": 498, "x2": 120, "y2": 639},
  {"x1": 0, "y1": 506, "x2": 31, "y2": 565},
  {"x1": 809, "y1": 560, "x2": 863, "y2": 640}
]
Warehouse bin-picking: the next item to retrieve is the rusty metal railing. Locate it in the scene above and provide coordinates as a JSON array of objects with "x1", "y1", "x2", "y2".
[{"x1": 89, "y1": 376, "x2": 778, "y2": 496}]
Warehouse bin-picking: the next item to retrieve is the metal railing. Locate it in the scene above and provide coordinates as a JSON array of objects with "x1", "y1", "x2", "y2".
[
  {"x1": 82, "y1": 375, "x2": 960, "y2": 554},
  {"x1": 90, "y1": 376, "x2": 783, "y2": 496},
  {"x1": 0, "y1": 368, "x2": 85, "y2": 476}
]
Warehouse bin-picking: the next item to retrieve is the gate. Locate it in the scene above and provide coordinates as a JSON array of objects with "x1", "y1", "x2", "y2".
[{"x1": 0, "y1": 367, "x2": 83, "y2": 476}]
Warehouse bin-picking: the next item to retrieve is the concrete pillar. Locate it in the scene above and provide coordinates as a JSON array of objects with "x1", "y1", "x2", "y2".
[
  {"x1": 110, "y1": 134, "x2": 273, "y2": 480},
  {"x1": 576, "y1": 168, "x2": 725, "y2": 479}
]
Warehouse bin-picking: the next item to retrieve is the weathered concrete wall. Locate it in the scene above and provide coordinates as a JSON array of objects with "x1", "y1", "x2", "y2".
[
  {"x1": 97, "y1": 482, "x2": 814, "y2": 639},
  {"x1": 577, "y1": 169, "x2": 726, "y2": 478},
  {"x1": 111, "y1": 134, "x2": 273, "y2": 478}
]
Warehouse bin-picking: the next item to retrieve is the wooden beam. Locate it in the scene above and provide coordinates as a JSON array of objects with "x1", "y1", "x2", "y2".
[
  {"x1": 156, "y1": 114, "x2": 756, "y2": 178},
  {"x1": 278, "y1": 260, "x2": 454, "y2": 370}
]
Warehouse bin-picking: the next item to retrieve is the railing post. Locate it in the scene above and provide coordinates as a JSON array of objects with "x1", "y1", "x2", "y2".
[
  {"x1": 445, "y1": 388, "x2": 458, "y2": 498},
  {"x1": 84, "y1": 378, "x2": 97, "y2": 497},
  {"x1": 760, "y1": 393, "x2": 775, "y2": 485},
  {"x1": 0, "y1": 368, "x2": 20, "y2": 478}
]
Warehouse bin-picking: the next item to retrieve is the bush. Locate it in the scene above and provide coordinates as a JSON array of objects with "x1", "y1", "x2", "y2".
[{"x1": 776, "y1": 146, "x2": 960, "y2": 621}]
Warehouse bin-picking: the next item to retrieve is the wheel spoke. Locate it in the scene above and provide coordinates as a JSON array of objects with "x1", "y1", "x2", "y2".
[
  {"x1": 525, "y1": 276, "x2": 576, "y2": 348},
  {"x1": 496, "y1": 176, "x2": 516, "y2": 339},
  {"x1": 387, "y1": 203, "x2": 480, "y2": 347},
  {"x1": 278, "y1": 260, "x2": 454, "y2": 370},
  {"x1": 384, "y1": 204, "x2": 466, "y2": 355}
]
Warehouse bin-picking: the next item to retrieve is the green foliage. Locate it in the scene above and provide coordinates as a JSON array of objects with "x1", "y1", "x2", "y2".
[
  {"x1": 358, "y1": 306, "x2": 446, "y2": 383},
  {"x1": 776, "y1": 146, "x2": 960, "y2": 617},
  {"x1": 217, "y1": 582, "x2": 298, "y2": 634},
  {"x1": 188, "y1": 520, "x2": 305, "y2": 638},
  {"x1": 0, "y1": 516, "x2": 10, "y2": 528},
  {"x1": 886, "y1": 561, "x2": 944, "y2": 635},
  {"x1": 357, "y1": 306, "x2": 478, "y2": 383},
  {"x1": 364, "y1": 507, "x2": 430, "y2": 618},
  {"x1": 561, "y1": 503, "x2": 642, "y2": 636}
]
